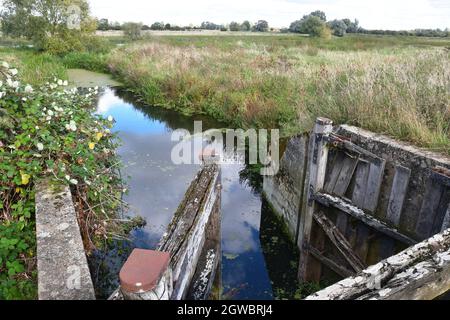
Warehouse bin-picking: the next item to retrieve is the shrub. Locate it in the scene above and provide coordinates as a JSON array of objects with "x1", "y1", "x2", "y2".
[{"x1": 0, "y1": 62, "x2": 126, "y2": 299}]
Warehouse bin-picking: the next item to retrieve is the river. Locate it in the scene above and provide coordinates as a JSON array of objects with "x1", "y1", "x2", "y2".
[{"x1": 90, "y1": 86, "x2": 300, "y2": 300}]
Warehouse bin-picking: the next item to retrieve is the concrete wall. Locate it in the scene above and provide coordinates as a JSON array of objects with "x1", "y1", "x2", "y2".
[
  {"x1": 35, "y1": 180, "x2": 95, "y2": 300},
  {"x1": 263, "y1": 133, "x2": 309, "y2": 243}
]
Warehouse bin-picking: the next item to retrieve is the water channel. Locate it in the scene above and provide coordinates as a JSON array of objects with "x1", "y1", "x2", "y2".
[{"x1": 89, "y1": 85, "x2": 300, "y2": 300}]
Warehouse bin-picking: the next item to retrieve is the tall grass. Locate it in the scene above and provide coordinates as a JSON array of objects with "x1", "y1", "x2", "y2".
[
  {"x1": 108, "y1": 38, "x2": 449, "y2": 154},
  {"x1": 0, "y1": 48, "x2": 66, "y2": 85}
]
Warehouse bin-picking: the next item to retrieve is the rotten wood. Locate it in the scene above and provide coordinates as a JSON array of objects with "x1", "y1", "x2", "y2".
[
  {"x1": 313, "y1": 192, "x2": 416, "y2": 245},
  {"x1": 298, "y1": 117, "x2": 333, "y2": 282},
  {"x1": 308, "y1": 246, "x2": 355, "y2": 278},
  {"x1": 386, "y1": 165, "x2": 411, "y2": 226},
  {"x1": 314, "y1": 212, "x2": 366, "y2": 272},
  {"x1": 363, "y1": 160, "x2": 386, "y2": 213},
  {"x1": 305, "y1": 228, "x2": 450, "y2": 300},
  {"x1": 333, "y1": 153, "x2": 359, "y2": 196},
  {"x1": 351, "y1": 160, "x2": 371, "y2": 263}
]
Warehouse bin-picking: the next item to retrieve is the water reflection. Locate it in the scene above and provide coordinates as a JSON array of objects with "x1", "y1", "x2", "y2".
[{"x1": 91, "y1": 87, "x2": 300, "y2": 300}]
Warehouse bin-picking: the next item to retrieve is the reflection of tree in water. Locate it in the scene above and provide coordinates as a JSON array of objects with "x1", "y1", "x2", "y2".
[
  {"x1": 239, "y1": 164, "x2": 263, "y2": 195},
  {"x1": 88, "y1": 240, "x2": 133, "y2": 299},
  {"x1": 258, "y1": 197, "x2": 302, "y2": 299}
]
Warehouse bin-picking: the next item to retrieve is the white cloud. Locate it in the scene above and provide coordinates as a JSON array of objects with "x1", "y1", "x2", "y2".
[{"x1": 89, "y1": 0, "x2": 450, "y2": 30}]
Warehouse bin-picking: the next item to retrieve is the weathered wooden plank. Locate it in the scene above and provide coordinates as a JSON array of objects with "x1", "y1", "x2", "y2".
[
  {"x1": 363, "y1": 160, "x2": 386, "y2": 212},
  {"x1": 386, "y1": 165, "x2": 411, "y2": 226},
  {"x1": 305, "y1": 228, "x2": 450, "y2": 300},
  {"x1": 313, "y1": 192, "x2": 416, "y2": 245},
  {"x1": 357, "y1": 248, "x2": 450, "y2": 300},
  {"x1": 351, "y1": 160, "x2": 371, "y2": 263},
  {"x1": 351, "y1": 160, "x2": 370, "y2": 207},
  {"x1": 333, "y1": 154, "x2": 359, "y2": 196},
  {"x1": 158, "y1": 164, "x2": 220, "y2": 300},
  {"x1": 308, "y1": 246, "x2": 355, "y2": 278},
  {"x1": 314, "y1": 212, "x2": 365, "y2": 272},
  {"x1": 298, "y1": 117, "x2": 333, "y2": 282},
  {"x1": 324, "y1": 151, "x2": 345, "y2": 193},
  {"x1": 415, "y1": 179, "x2": 445, "y2": 240},
  {"x1": 431, "y1": 189, "x2": 450, "y2": 236},
  {"x1": 328, "y1": 133, "x2": 383, "y2": 165}
]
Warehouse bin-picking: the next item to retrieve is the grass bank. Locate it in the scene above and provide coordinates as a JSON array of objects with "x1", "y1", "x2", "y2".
[{"x1": 107, "y1": 34, "x2": 450, "y2": 154}]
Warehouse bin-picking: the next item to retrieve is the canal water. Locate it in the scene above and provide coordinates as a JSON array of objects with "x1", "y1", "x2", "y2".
[{"x1": 91, "y1": 87, "x2": 300, "y2": 300}]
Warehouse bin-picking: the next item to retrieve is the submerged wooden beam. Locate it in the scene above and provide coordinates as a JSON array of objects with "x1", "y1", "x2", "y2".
[
  {"x1": 314, "y1": 212, "x2": 366, "y2": 272},
  {"x1": 313, "y1": 192, "x2": 416, "y2": 245},
  {"x1": 305, "y1": 228, "x2": 450, "y2": 300}
]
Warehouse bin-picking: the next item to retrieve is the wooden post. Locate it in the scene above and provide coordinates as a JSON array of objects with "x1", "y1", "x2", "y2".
[
  {"x1": 119, "y1": 249, "x2": 173, "y2": 300},
  {"x1": 298, "y1": 117, "x2": 333, "y2": 282}
]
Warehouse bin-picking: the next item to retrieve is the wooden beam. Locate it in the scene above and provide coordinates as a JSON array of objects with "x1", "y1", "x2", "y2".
[
  {"x1": 308, "y1": 246, "x2": 355, "y2": 278},
  {"x1": 328, "y1": 133, "x2": 384, "y2": 166},
  {"x1": 298, "y1": 118, "x2": 333, "y2": 282},
  {"x1": 305, "y1": 228, "x2": 450, "y2": 300},
  {"x1": 313, "y1": 192, "x2": 416, "y2": 245},
  {"x1": 313, "y1": 212, "x2": 365, "y2": 272}
]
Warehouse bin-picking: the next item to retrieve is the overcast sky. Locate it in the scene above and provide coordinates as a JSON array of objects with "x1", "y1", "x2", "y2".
[{"x1": 88, "y1": 0, "x2": 450, "y2": 30}]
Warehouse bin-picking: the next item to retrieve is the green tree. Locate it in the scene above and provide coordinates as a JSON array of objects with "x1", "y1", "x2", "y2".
[
  {"x1": 229, "y1": 21, "x2": 240, "y2": 31},
  {"x1": 97, "y1": 18, "x2": 109, "y2": 31},
  {"x1": 310, "y1": 10, "x2": 326, "y2": 22},
  {"x1": 122, "y1": 22, "x2": 143, "y2": 40},
  {"x1": 241, "y1": 20, "x2": 251, "y2": 31},
  {"x1": 1, "y1": 0, "x2": 97, "y2": 54},
  {"x1": 253, "y1": 20, "x2": 269, "y2": 32},
  {"x1": 328, "y1": 19, "x2": 347, "y2": 37},
  {"x1": 301, "y1": 16, "x2": 327, "y2": 37},
  {"x1": 150, "y1": 22, "x2": 164, "y2": 30}
]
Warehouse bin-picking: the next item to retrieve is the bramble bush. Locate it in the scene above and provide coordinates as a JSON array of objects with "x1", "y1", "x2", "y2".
[{"x1": 0, "y1": 62, "x2": 126, "y2": 299}]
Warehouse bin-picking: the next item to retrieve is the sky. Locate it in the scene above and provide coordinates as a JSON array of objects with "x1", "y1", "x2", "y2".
[{"x1": 88, "y1": 0, "x2": 450, "y2": 30}]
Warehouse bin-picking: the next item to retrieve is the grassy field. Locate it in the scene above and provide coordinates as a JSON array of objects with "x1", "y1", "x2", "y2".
[
  {"x1": 107, "y1": 34, "x2": 450, "y2": 154},
  {"x1": 2, "y1": 33, "x2": 449, "y2": 154}
]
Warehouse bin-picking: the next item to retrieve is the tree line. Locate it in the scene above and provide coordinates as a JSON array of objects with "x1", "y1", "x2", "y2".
[
  {"x1": 97, "y1": 13, "x2": 449, "y2": 38},
  {"x1": 97, "y1": 19, "x2": 271, "y2": 33}
]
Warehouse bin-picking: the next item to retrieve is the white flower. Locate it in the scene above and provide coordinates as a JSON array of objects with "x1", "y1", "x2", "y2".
[
  {"x1": 9, "y1": 68, "x2": 18, "y2": 76},
  {"x1": 6, "y1": 78, "x2": 19, "y2": 88},
  {"x1": 107, "y1": 115, "x2": 114, "y2": 122},
  {"x1": 70, "y1": 179, "x2": 78, "y2": 185},
  {"x1": 65, "y1": 175, "x2": 71, "y2": 181},
  {"x1": 66, "y1": 120, "x2": 77, "y2": 132},
  {"x1": 37, "y1": 143, "x2": 44, "y2": 151},
  {"x1": 0, "y1": 81, "x2": 3, "y2": 87},
  {"x1": 0, "y1": 92, "x2": 5, "y2": 99},
  {"x1": 47, "y1": 110, "x2": 54, "y2": 116},
  {"x1": 24, "y1": 84, "x2": 33, "y2": 93},
  {"x1": 57, "y1": 79, "x2": 63, "y2": 86},
  {"x1": 22, "y1": 97, "x2": 27, "y2": 102},
  {"x1": 63, "y1": 80, "x2": 68, "y2": 86},
  {"x1": 2, "y1": 62, "x2": 9, "y2": 68},
  {"x1": 50, "y1": 83, "x2": 57, "y2": 89}
]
